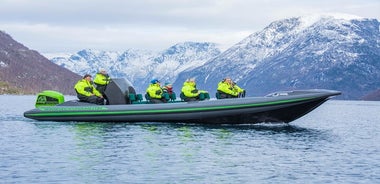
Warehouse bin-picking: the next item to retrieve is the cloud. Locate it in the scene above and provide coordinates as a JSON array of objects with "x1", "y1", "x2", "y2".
[
  {"x1": 2, "y1": 23, "x2": 250, "y2": 53},
  {"x1": 0, "y1": 0, "x2": 379, "y2": 53}
]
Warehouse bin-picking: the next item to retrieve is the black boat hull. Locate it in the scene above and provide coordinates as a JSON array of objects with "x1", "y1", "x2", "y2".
[{"x1": 24, "y1": 89, "x2": 341, "y2": 124}]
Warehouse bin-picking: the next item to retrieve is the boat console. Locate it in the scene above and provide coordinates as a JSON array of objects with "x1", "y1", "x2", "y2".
[{"x1": 104, "y1": 78, "x2": 136, "y2": 105}]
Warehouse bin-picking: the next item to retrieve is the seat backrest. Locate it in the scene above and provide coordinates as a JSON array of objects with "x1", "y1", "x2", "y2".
[
  {"x1": 215, "y1": 92, "x2": 221, "y2": 99},
  {"x1": 199, "y1": 93, "x2": 205, "y2": 100},
  {"x1": 170, "y1": 93, "x2": 176, "y2": 101},
  {"x1": 162, "y1": 93, "x2": 170, "y2": 101},
  {"x1": 204, "y1": 92, "x2": 210, "y2": 100},
  {"x1": 129, "y1": 93, "x2": 136, "y2": 101},
  {"x1": 145, "y1": 93, "x2": 151, "y2": 101},
  {"x1": 180, "y1": 92, "x2": 186, "y2": 101},
  {"x1": 136, "y1": 94, "x2": 143, "y2": 101}
]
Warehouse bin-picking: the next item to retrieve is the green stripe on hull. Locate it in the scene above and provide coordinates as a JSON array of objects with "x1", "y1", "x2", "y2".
[{"x1": 28, "y1": 97, "x2": 316, "y2": 117}]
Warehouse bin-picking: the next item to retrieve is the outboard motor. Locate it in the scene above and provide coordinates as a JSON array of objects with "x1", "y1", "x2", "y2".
[
  {"x1": 104, "y1": 78, "x2": 137, "y2": 105},
  {"x1": 35, "y1": 90, "x2": 65, "y2": 108}
]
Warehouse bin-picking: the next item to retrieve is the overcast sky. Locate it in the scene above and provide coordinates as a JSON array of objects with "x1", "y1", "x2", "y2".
[{"x1": 1, "y1": 0, "x2": 379, "y2": 54}]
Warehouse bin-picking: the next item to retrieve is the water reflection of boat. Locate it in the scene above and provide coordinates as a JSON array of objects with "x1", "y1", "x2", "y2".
[{"x1": 23, "y1": 78, "x2": 341, "y2": 124}]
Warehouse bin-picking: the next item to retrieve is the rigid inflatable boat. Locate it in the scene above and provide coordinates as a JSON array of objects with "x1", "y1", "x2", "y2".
[{"x1": 23, "y1": 78, "x2": 341, "y2": 124}]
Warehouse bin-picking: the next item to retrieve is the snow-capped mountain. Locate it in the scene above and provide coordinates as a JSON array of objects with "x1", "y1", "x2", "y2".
[
  {"x1": 174, "y1": 14, "x2": 380, "y2": 99},
  {"x1": 50, "y1": 42, "x2": 221, "y2": 92},
  {"x1": 49, "y1": 14, "x2": 380, "y2": 100}
]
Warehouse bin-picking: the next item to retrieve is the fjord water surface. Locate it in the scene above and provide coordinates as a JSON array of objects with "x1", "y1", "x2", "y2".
[{"x1": 1, "y1": 95, "x2": 379, "y2": 183}]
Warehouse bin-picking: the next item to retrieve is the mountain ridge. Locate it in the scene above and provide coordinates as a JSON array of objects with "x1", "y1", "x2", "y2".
[
  {"x1": 49, "y1": 42, "x2": 221, "y2": 92},
  {"x1": 3, "y1": 14, "x2": 379, "y2": 100},
  {"x1": 0, "y1": 31, "x2": 80, "y2": 95},
  {"x1": 174, "y1": 15, "x2": 380, "y2": 100},
  {"x1": 48, "y1": 15, "x2": 380, "y2": 100}
]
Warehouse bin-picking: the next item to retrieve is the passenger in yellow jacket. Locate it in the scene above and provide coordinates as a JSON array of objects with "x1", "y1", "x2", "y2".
[
  {"x1": 93, "y1": 69, "x2": 111, "y2": 104},
  {"x1": 74, "y1": 74, "x2": 104, "y2": 105},
  {"x1": 232, "y1": 82, "x2": 245, "y2": 97},
  {"x1": 217, "y1": 77, "x2": 245, "y2": 99},
  {"x1": 93, "y1": 69, "x2": 111, "y2": 95},
  {"x1": 146, "y1": 79, "x2": 166, "y2": 103},
  {"x1": 181, "y1": 78, "x2": 208, "y2": 102}
]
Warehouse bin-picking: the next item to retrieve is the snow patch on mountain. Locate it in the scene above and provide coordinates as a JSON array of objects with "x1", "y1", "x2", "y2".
[
  {"x1": 50, "y1": 42, "x2": 221, "y2": 92},
  {"x1": 48, "y1": 14, "x2": 379, "y2": 100},
  {"x1": 174, "y1": 14, "x2": 380, "y2": 100}
]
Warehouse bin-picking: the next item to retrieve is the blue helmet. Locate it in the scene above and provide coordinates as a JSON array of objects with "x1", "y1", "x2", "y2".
[{"x1": 151, "y1": 79, "x2": 160, "y2": 84}]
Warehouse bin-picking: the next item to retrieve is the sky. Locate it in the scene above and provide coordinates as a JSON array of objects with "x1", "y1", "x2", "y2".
[{"x1": 1, "y1": 0, "x2": 379, "y2": 54}]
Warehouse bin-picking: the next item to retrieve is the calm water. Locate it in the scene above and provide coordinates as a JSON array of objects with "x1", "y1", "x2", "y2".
[{"x1": 1, "y1": 95, "x2": 379, "y2": 183}]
